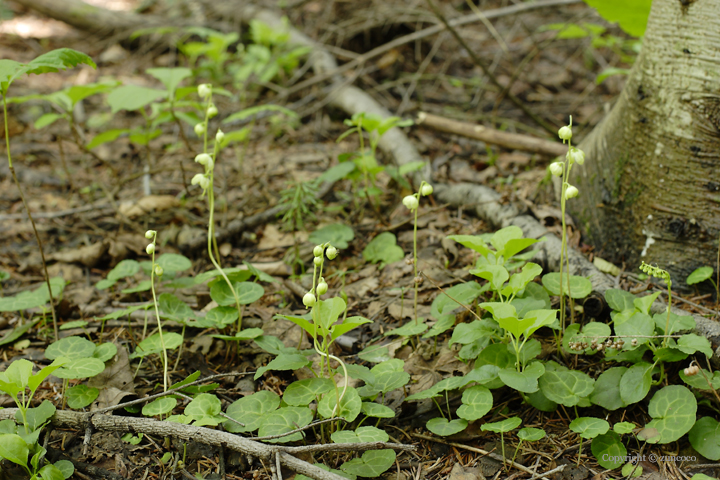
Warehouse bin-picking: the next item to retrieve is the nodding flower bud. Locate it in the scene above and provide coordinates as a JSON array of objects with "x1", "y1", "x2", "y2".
[
  {"x1": 146, "y1": 243, "x2": 155, "y2": 255},
  {"x1": 317, "y1": 280, "x2": 328, "y2": 295},
  {"x1": 195, "y1": 153, "x2": 212, "y2": 165},
  {"x1": 403, "y1": 195, "x2": 419, "y2": 210},
  {"x1": 549, "y1": 162, "x2": 564, "y2": 176},
  {"x1": 421, "y1": 183, "x2": 433, "y2": 196},
  {"x1": 313, "y1": 245, "x2": 323, "y2": 257},
  {"x1": 303, "y1": 292, "x2": 316, "y2": 307},
  {"x1": 207, "y1": 104, "x2": 218, "y2": 118},
  {"x1": 568, "y1": 148, "x2": 585, "y2": 165},
  {"x1": 154, "y1": 265, "x2": 164, "y2": 276},
  {"x1": 558, "y1": 126, "x2": 572, "y2": 141},
  {"x1": 198, "y1": 84, "x2": 212, "y2": 98},
  {"x1": 215, "y1": 129, "x2": 225, "y2": 143},
  {"x1": 565, "y1": 185, "x2": 579, "y2": 199},
  {"x1": 313, "y1": 256, "x2": 323, "y2": 266},
  {"x1": 191, "y1": 173, "x2": 209, "y2": 190},
  {"x1": 145, "y1": 230, "x2": 155, "y2": 239},
  {"x1": 194, "y1": 123, "x2": 206, "y2": 136},
  {"x1": 326, "y1": 246, "x2": 338, "y2": 259}
]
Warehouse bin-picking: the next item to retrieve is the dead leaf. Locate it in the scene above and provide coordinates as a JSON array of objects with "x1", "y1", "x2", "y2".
[
  {"x1": 118, "y1": 195, "x2": 179, "y2": 218},
  {"x1": 89, "y1": 345, "x2": 136, "y2": 410},
  {"x1": 260, "y1": 224, "x2": 307, "y2": 249},
  {"x1": 449, "y1": 463, "x2": 486, "y2": 480},
  {"x1": 49, "y1": 241, "x2": 107, "y2": 267}
]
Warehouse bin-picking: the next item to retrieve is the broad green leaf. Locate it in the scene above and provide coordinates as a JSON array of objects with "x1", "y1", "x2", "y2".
[
  {"x1": 0, "y1": 292, "x2": 46, "y2": 311},
  {"x1": 539, "y1": 364, "x2": 594, "y2": 406},
  {"x1": 431, "y1": 282, "x2": 482, "y2": 319},
  {"x1": 653, "y1": 312, "x2": 695, "y2": 335},
  {"x1": 142, "y1": 397, "x2": 177, "y2": 417},
  {"x1": 691, "y1": 475, "x2": 715, "y2": 480},
  {"x1": 619, "y1": 362, "x2": 653, "y2": 405},
  {"x1": 277, "y1": 314, "x2": 316, "y2": 338},
  {"x1": 25, "y1": 48, "x2": 96, "y2": 74},
  {"x1": 489, "y1": 226, "x2": 523, "y2": 253},
  {"x1": 464, "y1": 364, "x2": 503, "y2": 389},
  {"x1": 524, "y1": 389, "x2": 557, "y2": 412},
  {"x1": 87, "y1": 128, "x2": 129, "y2": 149},
  {"x1": 194, "y1": 267, "x2": 252, "y2": 285},
  {"x1": 132, "y1": 332, "x2": 183, "y2": 358},
  {"x1": 331, "y1": 316, "x2": 372, "y2": 341},
  {"x1": 107, "y1": 85, "x2": 167, "y2": 113},
  {"x1": 1, "y1": 358, "x2": 33, "y2": 390},
  {"x1": 210, "y1": 280, "x2": 264, "y2": 306},
  {"x1": 457, "y1": 385, "x2": 493, "y2": 421},
  {"x1": 156, "y1": 253, "x2": 192, "y2": 273},
  {"x1": 508, "y1": 262, "x2": 543, "y2": 295},
  {"x1": 679, "y1": 368, "x2": 720, "y2": 391},
  {"x1": 615, "y1": 312, "x2": 655, "y2": 347},
  {"x1": 283, "y1": 378, "x2": 334, "y2": 406},
  {"x1": 223, "y1": 104, "x2": 297, "y2": 124},
  {"x1": 622, "y1": 462, "x2": 644, "y2": 477},
  {"x1": 475, "y1": 343, "x2": 514, "y2": 369},
  {"x1": 254, "y1": 353, "x2": 311, "y2": 379},
  {"x1": 570, "y1": 417, "x2": 609, "y2": 439},
  {"x1": 359, "y1": 371, "x2": 409, "y2": 396},
  {"x1": 146, "y1": 67, "x2": 192, "y2": 96},
  {"x1": 54, "y1": 357, "x2": 105, "y2": 379},
  {"x1": 481, "y1": 416, "x2": 522, "y2": 433},
  {"x1": 687, "y1": 266, "x2": 713, "y2": 285},
  {"x1": 64, "y1": 82, "x2": 117, "y2": 105},
  {"x1": 362, "y1": 232, "x2": 404, "y2": 267},
  {"x1": 633, "y1": 292, "x2": 661, "y2": 315},
  {"x1": 498, "y1": 362, "x2": 544, "y2": 393},
  {"x1": 345, "y1": 364, "x2": 374, "y2": 384},
  {"x1": 317, "y1": 161, "x2": 356, "y2": 184},
  {"x1": 582, "y1": 0, "x2": 651, "y2": 37},
  {"x1": 471, "y1": 265, "x2": 509, "y2": 293},
  {"x1": 340, "y1": 450, "x2": 396, "y2": 478},
  {"x1": 569, "y1": 322, "x2": 611, "y2": 355},
  {"x1": 604, "y1": 288, "x2": 636, "y2": 312},
  {"x1": 518, "y1": 428, "x2": 546, "y2": 442},
  {"x1": 0, "y1": 318, "x2": 40, "y2": 346},
  {"x1": 592, "y1": 431, "x2": 627, "y2": 469},
  {"x1": 541, "y1": 273, "x2": 592, "y2": 298},
  {"x1": 644, "y1": 385, "x2": 697, "y2": 444},
  {"x1": 689, "y1": 417, "x2": 720, "y2": 461},
  {"x1": 66, "y1": 385, "x2": 99, "y2": 409},
  {"x1": 54, "y1": 459, "x2": 74, "y2": 479},
  {"x1": 203, "y1": 306, "x2": 239, "y2": 327},
  {"x1": 361, "y1": 402, "x2": 395, "y2": 418},
  {"x1": 383, "y1": 320, "x2": 428, "y2": 337},
  {"x1": 35, "y1": 112, "x2": 63, "y2": 129},
  {"x1": 447, "y1": 235, "x2": 492, "y2": 258},
  {"x1": 427, "y1": 418, "x2": 468, "y2": 436},
  {"x1": 185, "y1": 393, "x2": 222, "y2": 426},
  {"x1": 316, "y1": 297, "x2": 347, "y2": 332},
  {"x1": 159, "y1": 293, "x2": 194, "y2": 321},
  {"x1": 331, "y1": 426, "x2": 388, "y2": 444},
  {"x1": 27, "y1": 357, "x2": 67, "y2": 393},
  {"x1": 591, "y1": 367, "x2": 628, "y2": 411},
  {"x1": 318, "y1": 387, "x2": 362, "y2": 422},
  {"x1": 0, "y1": 434, "x2": 29, "y2": 467},
  {"x1": 225, "y1": 391, "x2": 280, "y2": 433},
  {"x1": 309, "y1": 224, "x2": 354, "y2": 249},
  {"x1": 676, "y1": 334, "x2": 713, "y2": 357},
  {"x1": 258, "y1": 406, "x2": 313, "y2": 443},
  {"x1": 107, "y1": 259, "x2": 140, "y2": 281},
  {"x1": 60, "y1": 320, "x2": 88, "y2": 330},
  {"x1": 357, "y1": 344, "x2": 390, "y2": 363},
  {"x1": 422, "y1": 314, "x2": 456, "y2": 339},
  {"x1": 242, "y1": 261, "x2": 278, "y2": 283},
  {"x1": 22, "y1": 400, "x2": 56, "y2": 431},
  {"x1": 449, "y1": 319, "x2": 496, "y2": 346}
]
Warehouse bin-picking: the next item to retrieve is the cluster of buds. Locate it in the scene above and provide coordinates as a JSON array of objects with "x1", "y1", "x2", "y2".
[
  {"x1": 303, "y1": 244, "x2": 338, "y2": 308},
  {"x1": 569, "y1": 337, "x2": 630, "y2": 352},
  {"x1": 683, "y1": 364, "x2": 700, "y2": 376},
  {"x1": 144, "y1": 230, "x2": 163, "y2": 276},
  {"x1": 639, "y1": 261, "x2": 672, "y2": 286},
  {"x1": 402, "y1": 182, "x2": 433, "y2": 211},
  {"x1": 550, "y1": 119, "x2": 585, "y2": 201}
]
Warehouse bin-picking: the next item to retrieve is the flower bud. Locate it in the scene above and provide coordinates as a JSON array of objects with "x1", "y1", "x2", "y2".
[
  {"x1": 145, "y1": 230, "x2": 155, "y2": 239},
  {"x1": 568, "y1": 148, "x2": 585, "y2": 165},
  {"x1": 198, "y1": 84, "x2": 212, "y2": 98},
  {"x1": 207, "y1": 104, "x2": 218, "y2": 118},
  {"x1": 549, "y1": 162, "x2": 564, "y2": 176},
  {"x1": 403, "y1": 195, "x2": 419, "y2": 210},
  {"x1": 558, "y1": 126, "x2": 572, "y2": 141},
  {"x1": 194, "y1": 122, "x2": 206, "y2": 136},
  {"x1": 215, "y1": 129, "x2": 225, "y2": 143},
  {"x1": 313, "y1": 245, "x2": 323, "y2": 257},
  {"x1": 317, "y1": 280, "x2": 328, "y2": 295},
  {"x1": 565, "y1": 185, "x2": 579, "y2": 199},
  {"x1": 146, "y1": 243, "x2": 155, "y2": 255},
  {"x1": 326, "y1": 246, "x2": 338, "y2": 260},
  {"x1": 195, "y1": 153, "x2": 212, "y2": 165},
  {"x1": 191, "y1": 174, "x2": 209, "y2": 190},
  {"x1": 421, "y1": 184, "x2": 433, "y2": 196},
  {"x1": 303, "y1": 292, "x2": 316, "y2": 307},
  {"x1": 154, "y1": 265, "x2": 164, "y2": 276},
  {"x1": 313, "y1": 256, "x2": 323, "y2": 266}
]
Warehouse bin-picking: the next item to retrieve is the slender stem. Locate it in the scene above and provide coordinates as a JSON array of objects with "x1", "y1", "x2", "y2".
[
  {"x1": 413, "y1": 199, "x2": 419, "y2": 324},
  {"x1": 149, "y1": 240, "x2": 168, "y2": 391},
  {"x1": 3, "y1": 95, "x2": 59, "y2": 340}
]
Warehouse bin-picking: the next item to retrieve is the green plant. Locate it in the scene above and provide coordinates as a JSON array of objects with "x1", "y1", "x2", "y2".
[
  {"x1": 481, "y1": 417, "x2": 522, "y2": 468},
  {"x1": 1, "y1": 48, "x2": 96, "y2": 340},
  {"x1": 144, "y1": 229, "x2": 170, "y2": 391},
  {"x1": 686, "y1": 265, "x2": 718, "y2": 304},
  {"x1": 401, "y1": 181, "x2": 433, "y2": 324}
]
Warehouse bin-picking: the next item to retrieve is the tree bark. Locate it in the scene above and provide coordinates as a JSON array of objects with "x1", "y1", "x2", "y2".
[{"x1": 570, "y1": 0, "x2": 720, "y2": 285}]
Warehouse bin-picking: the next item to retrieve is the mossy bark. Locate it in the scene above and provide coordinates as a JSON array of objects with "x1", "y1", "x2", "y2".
[{"x1": 570, "y1": 0, "x2": 720, "y2": 284}]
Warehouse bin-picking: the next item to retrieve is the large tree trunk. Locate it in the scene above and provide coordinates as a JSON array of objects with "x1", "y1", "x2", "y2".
[{"x1": 570, "y1": 0, "x2": 720, "y2": 285}]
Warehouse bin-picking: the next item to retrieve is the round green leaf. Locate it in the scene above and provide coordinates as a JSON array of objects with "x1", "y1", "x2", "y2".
[
  {"x1": 340, "y1": 450, "x2": 396, "y2": 478},
  {"x1": 318, "y1": 387, "x2": 362, "y2": 422},
  {"x1": 204, "y1": 306, "x2": 238, "y2": 327},
  {"x1": 687, "y1": 266, "x2": 713, "y2": 285},
  {"x1": 615, "y1": 313, "x2": 655, "y2": 347},
  {"x1": 159, "y1": 293, "x2": 194, "y2": 321},
  {"x1": 591, "y1": 431, "x2": 627, "y2": 469},
  {"x1": 133, "y1": 332, "x2": 183, "y2": 358},
  {"x1": 185, "y1": 393, "x2": 222, "y2": 426},
  {"x1": 92, "y1": 343, "x2": 117, "y2": 363},
  {"x1": 331, "y1": 426, "x2": 388, "y2": 444},
  {"x1": 427, "y1": 418, "x2": 468, "y2": 436},
  {"x1": 45, "y1": 336, "x2": 96, "y2": 360},
  {"x1": 679, "y1": 368, "x2": 720, "y2": 391},
  {"x1": 107, "y1": 259, "x2": 140, "y2": 281},
  {"x1": 0, "y1": 433, "x2": 29, "y2": 467},
  {"x1": 211, "y1": 281, "x2": 264, "y2": 306},
  {"x1": 619, "y1": 363, "x2": 653, "y2": 405},
  {"x1": 613, "y1": 422, "x2": 636, "y2": 435},
  {"x1": 539, "y1": 367, "x2": 594, "y2": 407},
  {"x1": 383, "y1": 320, "x2": 428, "y2": 337},
  {"x1": 604, "y1": 288, "x2": 636, "y2": 312},
  {"x1": 689, "y1": 417, "x2": 720, "y2": 461},
  {"x1": 481, "y1": 417, "x2": 522, "y2": 433},
  {"x1": 363, "y1": 232, "x2": 404, "y2": 266},
  {"x1": 107, "y1": 85, "x2": 167, "y2": 113},
  {"x1": 284, "y1": 378, "x2": 334, "y2": 406},
  {"x1": 142, "y1": 397, "x2": 177, "y2": 417},
  {"x1": 66, "y1": 385, "x2": 99, "y2": 409},
  {"x1": 518, "y1": 427, "x2": 546, "y2": 442},
  {"x1": 591, "y1": 367, "x2": 628, "y2": 411},
  {"x1": 457, "y1": 385, "x2": 493, "y2": 421},
  {"x1": 653, "y1": 312, "x2": 695, "y2": 335},
  {"x1": 225, "y1": 391, "x2": 280, "y2": 433},
  {"x1": 54, "y1": 358, "x2": 105, "y2": 379},
  {"x1": 570, "y1": 417, "x2": 609, "y2": 439},
  {"x1": 53, "y1": 459, "x2": 74, "y2": 479},
  {"x1": 542, "y1": 273, "x2": 592, "y2": 298},
  {"x1": 254, "y1": 352, "x2": 311, "y2": 379},
  {"x1": 309, "y1": 224, "x2": 354, "y2": 249},
  {"x1": 361, "y1": 402, "x2": 395, "y2": 418},
  {"x1": 258, "y1": 406, "x2": 313, "y2": 443},
  {"x1": 644, "y1": 385, "x2": 697, "y2": 444}
]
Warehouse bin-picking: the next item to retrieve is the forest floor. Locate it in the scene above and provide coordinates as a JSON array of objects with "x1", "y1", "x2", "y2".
[{"x1": 0, "y1": 1, "x2": 719, "y2": 480}]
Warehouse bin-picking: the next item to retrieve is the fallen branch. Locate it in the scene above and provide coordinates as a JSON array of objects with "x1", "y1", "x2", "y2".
[{"x1": 416, "y1": 111, "x2": 567, "y2": 157}]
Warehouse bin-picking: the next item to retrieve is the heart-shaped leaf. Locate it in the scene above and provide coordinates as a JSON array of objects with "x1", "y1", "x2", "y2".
[
  {"x1": 481, "y1": 416, "x2": 522, "y2": 433},
  {"x1": 570, "y1": 417, "x2": 609, "y2": 439},
  {"x1": 542, "y1": 273, "x2": 592, "y2": 298},
  {"x1": 688, "y1": 417, "x2": 720, "y2": 461},
  {"x1": 644, "y1": 385, "x2": 697, "y2": 444},
  {"x1": 539, "y1": 364, "x2": 594, "y2": 406},
  {"x1": 185, "y1": 393, "x2": 223, "y2": 426},
  {"x1": 142, "y1": 397, "x2": 176, "y2": 417},
  {"x1": 457, "y1": 385, "x2": 493, "y2": 421},
  {"x1": 361, "y1": 402, "x2": 395, "y2": 418},
  {"x1": 518, "y1": 427, "x2": 546, "y2": 442},
  {"x1": 499, "y1": 361, "x2": 545, "y2": 393},
  {"x1": 54, "y1": 358, "x2": 105, "y2": 379},
  {"x1": 619, "y1": 362, "x2": 653, "y2": 405},
  {"x1": 66, "y1": 385, "x2": 99, "y2": 410},
  {"x1": 283, "y1": 378, "x2": 334, "y2": 406},
  {"x1": 687, "y1": 266, "x2": 713, "y2": 285},
  {"x1": 331, "y1": 426, "x2": 388, "y2": 444},
  {"x1": 615, "y1": 313, "x2": 655, "y2": 347},
  {"x1": 45, "y1": 336, "x2": 95, "y2": 360},
  {"x1": 431, "y1": 282, "x2": 483, "y2": 319},
  {"x1": 254, "y1": 352, "x2": 311, "y2": 379},
  {"x1": 340, "y1": 450, "x2": 396, "y2": 478},
  {"x1": 605, "y1": 288, "x2": 636, "y2": 312},
  {"x1": 426, "y1": 418, "x2": 468, "y2": 436},
  {"x1": 591, "y1": 431, "x2": 627, "y2": 469},
  {"x1": 318, "y1": 387, "x2": 362, "y2": 422},
  {"x1": 363, "y1": 232, "x2": 404, "y2": 266},
  {"x1": 225, "y1": 391, "x2": 280, "y2": 433},
  {"x1": 258, "y1": 406, "x2": 313, "y2": 443},
  {"x1": 591, "y1": 367, "x2": 628, "y2": 411}
]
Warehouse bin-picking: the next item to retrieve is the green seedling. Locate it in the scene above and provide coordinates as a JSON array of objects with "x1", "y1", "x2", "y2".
[
  {"x1": 1, "y1": 48, "x2": 96, "y2": 340},
  {"x1": 402, "y1": 181, "x2": 433, "y2": 323},
  {"x1": 686, "y1": 265, "x2": 718, "y2": 304},
  {"x1": 144, "y1": 230, "x2": 170, "y2": 391},
  {"x1": 512, "y1": 427, "x2": 546, "y2": 466},
  {"x1": 569, "y1": 417, "x2": 609, "y2": 465},
  {"x1": 481, "y1": 417, "x2": 522, "y2": 468}
]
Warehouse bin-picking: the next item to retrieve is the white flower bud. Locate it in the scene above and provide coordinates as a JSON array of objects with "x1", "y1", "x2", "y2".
[
  {"x1": 303, "y1": 292, "x2": 316, "y2": 307},
  {"x1": 195, "y1": 153, "x2": 212, "y2": 165},
  {"x1": 549, "y1": 162, "x2": 564, "y2": 176},
  {"x1": 313, "y1": 245, "x2": 323, "y2": 257},
  {"x1": 191, "y1": 174, "x2": 209, "y2": 190},
  {"x1": 145, "y1": 230, "x2": 155, "y2": 239},
  {"x1": 205, "y1": 157, "x2": 214, "y2": 171},
  {"x1": 565, "y1": 185, "x2": 579, "y2": 199},
  {"x1": 207, "y1": 104, "x2": 218, "y2": 118},
  {"x1": 558, "y1": 126, "x2": 572, "y2": 141},
  {"x1": 154, "y1": 265, "x2": 164, "y2": 276},
  {"x1": 317, "y1": 281, "x2": 328, "y2": 295},
  {"x1": 194, "y1": 123, "x2": 206, "y2": 136},
  {"x1": 402, "y1": 195, "x2": 419, "y2": 210},
  {"x1": 326, "y1": 246, "x2": 338, "y2": 260},
  {"x1": 146, "y1": 243, "x2": 155, "y2": 255},
  {"x1": 198, "y1": 84, "x2": 212, "y2": 98},
  {"x1": 215, "y1": 129, "x2": 225, "y2": 143},
  {"x1": 568, "y1": 148, "x2": 585, "y2": 165},
  {"x1": 421, "y1": 184, "x2": 433, "y2": 196},
  {"x1": 314, "y1": 256, "x2": 323, "y2": 266}
]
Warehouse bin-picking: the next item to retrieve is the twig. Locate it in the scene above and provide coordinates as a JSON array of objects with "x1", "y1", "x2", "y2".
[{"x1": 421, "y1": 271, "x2": 483, "y2": 321}]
